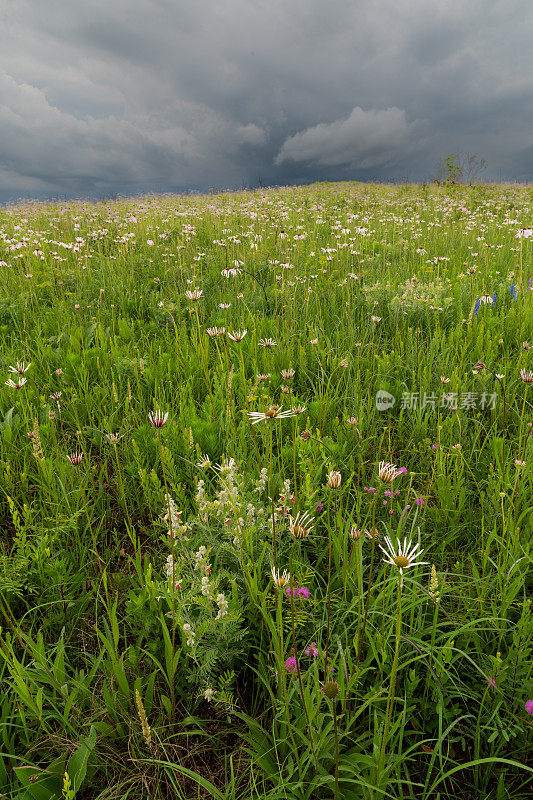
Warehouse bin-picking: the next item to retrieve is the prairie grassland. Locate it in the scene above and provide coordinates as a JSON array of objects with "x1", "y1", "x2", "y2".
[{"x1": 0, "y1": 181, "x2": 532, "y2": 799}]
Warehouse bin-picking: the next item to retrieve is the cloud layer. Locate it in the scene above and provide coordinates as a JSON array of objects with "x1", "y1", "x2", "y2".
[{"x1": 1, "y1": 0, "x2": 532, "y2": 200}]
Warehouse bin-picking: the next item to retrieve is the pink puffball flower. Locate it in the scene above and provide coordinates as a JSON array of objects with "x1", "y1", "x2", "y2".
[
  {"x1": 525, "y1": 700, "x2": 533, "y2": 715},
  {"x1": 285, "y1": 656, "x2": 299, "y2": 673}
]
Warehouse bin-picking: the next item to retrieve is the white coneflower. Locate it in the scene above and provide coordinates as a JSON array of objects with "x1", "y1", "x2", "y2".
[
  {"x1": 377, "y1": 461, "x2": 403, "y2": 483},
  {"x1": 371, "y1": 315, "x2": 381, "y2": 323},
  {"x1": 185, "y1": 288, "x2": 203, "y2": 301},
  {"x1": 339, "y1": 357, "x2": 349, "y2": 368},
  {"x1": 271, "y1": 567, "x2": 290, "y2": 588},
  {"x1": 365, "y1": 527, "x2": 380, "y2": 540},
  {"x1": 256, "y1": 373, "x2": 271, "y2": 381},
  {"x1": 520, "y1": 369, "x2": 533, "y2": 383},
  {"x1": 258, "y1": 337, "x2": 277, "y2": 347},
  {"x1": 228, "y1": 329, "x2": 247, "y2": 341},
  {"x1": 248, "y1": 406, "x2": 297, "y2": 425},
  {"x1": 380, "y1": 535, "x2": 428, "y2": 587},
  {"x1": 291, "y1": 405, "x2": 307, "y2": 414},
  {"x1": 67, "y1": 452, "x2": 83, "y2": 466},
  {"x1": 350, "y1": 525, "x2": 362, "y2": 539},
  {"x1": 8, "y1": 362, "x2": 31, "y2": 374},
  {"x1": 148, "y1": 410, "x2": 168, "y2": 427},
  {"x1": 197, "y1": 454, "x2": 211, "y2": 468},
  {"x1": 440, "y1": 376, "x2": 450, "y2": 384},
  {"x1": 347, "y1": 416, "x2": 358, "y2": 425},
  {"x1": 5, "y1": 377, "x2": 27, "y2": 389},
  {"x1": 288, "y1": 511, "x2": 315, "y2": 539},
  {"x1": 523, "y1": 341, "x2": 530, "y2": 350},
  {"x1": 106, "y1": 432, "x2": 124, "y2": 443},
  {"x1": 206, "y1": 327, "x2": 225, "y2": 337},
  {"x1": 281, "y1": 368, "x2": 295, "y2": 379}
]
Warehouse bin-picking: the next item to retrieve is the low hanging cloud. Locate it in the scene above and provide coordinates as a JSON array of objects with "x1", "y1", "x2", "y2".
[
  {"x1": 1, "y1": 0, "x2": 533, "y2": 200},
  {"x1": 276, "y1": 107, "x2": 424, "y2": 170}
]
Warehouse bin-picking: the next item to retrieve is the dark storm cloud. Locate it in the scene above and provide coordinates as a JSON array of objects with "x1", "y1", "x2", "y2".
[{"x1": 1, "y1": 0, "x2": 532, "y2": 201}]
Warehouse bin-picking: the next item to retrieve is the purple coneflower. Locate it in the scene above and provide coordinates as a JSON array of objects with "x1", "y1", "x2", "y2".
[{"x1": 148, "y1": 410, "x2": 168, "y2": 427}]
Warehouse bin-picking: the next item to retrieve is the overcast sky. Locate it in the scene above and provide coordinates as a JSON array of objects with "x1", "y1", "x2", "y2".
[{"x1": 1, "y1": 0, "x2": 532, "y2": 202}]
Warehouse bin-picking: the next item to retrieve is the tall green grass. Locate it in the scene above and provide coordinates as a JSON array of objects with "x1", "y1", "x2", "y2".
[{"x1": 0, "y1": 181, "x2": 531, "y2": 798}]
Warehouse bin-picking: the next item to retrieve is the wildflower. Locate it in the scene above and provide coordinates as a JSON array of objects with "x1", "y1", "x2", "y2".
[
  {"x1": 515, "y1": 460, "x2": 526, "y2": 467},
  {"x1": 67, "y1": 452, "x2": 83, "y2": 466},
  {"x1": 206, "y1": 327, "x2": 225, "y2": 337},
  {"x1": 281, "y1": 368, "x2": 295, "y2": 379},
  {"x1": 288, "y1": 511, "x2": 315, "y2": 539},
  {"x1": 297, "y1": 586, "x2": 310, "y2": 598},
  {"x1": 520, "y1": 369, "x2": 533, "y2": 383},
  {"x1": 182, "y1": 622, "x2": 195, "y2": 646},
  {"x1": 523, "y1": 341, "x2": 531, "y2": 350},
  {"x1": 204, "y1": 687, "x2": 215, "y2": 702},
  {"x1": 5, "y1": 377, "x2": 27, "y2": 389},
  {"x1": 50, "y1": 392, "x2": 62, "y2": 401},
  {"x1": 347, "y1": 416, "x2": 358, "y2": 425},
  {"x1": 380, "y1": 535, "x2": 428, "y2": 587},
  {"x1": 31, "y1": 417, "x2": 44, "y2": 462},
  {"x1": 485, "y1": 676, "x2": 497, "y2": 689},
  {"x1": 428, "y1": 564, "x2": 440, "y2": 603},
  {"x1": 291, "y1": 405, "x2": 306, "y2": 414},
  {"x1": 305, "y1": 642, "x2": 319, "y2": 658},
  {"x1": 271, "y1": 567, "x2": 290, "y2": 588},
  {"x1": 525, "y1": 700, "x2": 533, "y2": 715},
  {"x1": 216, "y1": 593, "x2": 228, "y2": 619},
  {"x1": 185, "y1": 288, "x2": 203, "y2": 301},
  {"x1": 258, "y1": 337, "x2": 277, "y2": 347},
  {"x1": 377, "y1": 461, "x2": 404, "y2": 483},
  {"x1": 440, "y1": 376, "x2": 450, "y2": 384},
  {"x1": 197, "y1": 454, "x2": 211, "y2": 468},
  {"x1": 415, "y1": 497, "x2": 425, "y2": 506},
  {"x1": 371, "y1": 315, "x2": 381, "y2": 323},
  {"x1": 350, "y1": 525, "x2": 362, "y2": 539},
  {"x1": 516, "y1": 228, "x2": 533, "y2": 238},
  {"x1": 148, "y1": 410, "x2": 168, "y2": 427},
  {"x1": 365, "y1": 527, "x2": 380, "y2": 540},
  {"x1": 322, "y1": 680, "x2": 340, "y2": 699},
  {"x1": 286, "y1": 656, "x2": 299, "y2": 673},
  {"x1": 327, "y1": 470, "x2": 342, "y2": 488},
  {"x1": 248, "y1": 406, "x2": 296, "y2": 425},
  {"x1": 135, "y1": 689, "x2": 152, "y2": 748},
  {"x1": 300, "y1": 429, "x2": 311, "y2": 440},
  {"x1": 315, "y1": 503, "x2": 323, "y2": 512},
  {"x1": 55, "y1": 368, "x2": 64, "y2": 375},
  {"x1": 228, "y1": 329, "x2": 247, "y2": 341},
  {"x1": 8, "y1": 362, "x2": 31, "y2": 374}
]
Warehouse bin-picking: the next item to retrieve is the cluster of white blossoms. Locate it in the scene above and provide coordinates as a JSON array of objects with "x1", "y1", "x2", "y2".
[
  {"x1": 194, "y1": 545, "x2": 208, "y2": 570},
  {"x1": 216, "y1": 593, "x2": 229, "y2": 619},
  {"x1": 163, "y1": 493, "x2": 182, "y2": 537},
  {"x1": 182, "y1": 622, "x2": 195, "y2": 646},
  {"x1": 201, "y1": 576, "x2": 212, "y2": 598}
]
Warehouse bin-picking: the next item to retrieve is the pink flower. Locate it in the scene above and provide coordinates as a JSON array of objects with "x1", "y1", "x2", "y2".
[
  {"x1": 485, "y1": 676, "x2": 497, "y2": 689},
  {"x1": 297, "y1": 586, "x2": 310, "y2": 598},
  {"x1": 305, "y1": 642, "x2": 319, "y2": 658},
  {"x1": 415, "y1": 497, "x2": 425, "y2": 507},
  {"x1": 525, "y1": 700, "x2": 533, "y2": 715},
  {"x1": 285, "y1": 656, "x2": 299, "y2": 673}
]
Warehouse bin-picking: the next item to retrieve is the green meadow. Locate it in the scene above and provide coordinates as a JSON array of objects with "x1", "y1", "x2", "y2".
[{"x1": 0, "y1": 181, "x2": 531, "y2": 798}]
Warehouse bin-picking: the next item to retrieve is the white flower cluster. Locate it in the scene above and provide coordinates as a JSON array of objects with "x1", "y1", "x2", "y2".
[
  {"x1": 194, "y1": 545, "x2": 208, "y2": 570},
  {"x1": 254, "y1": 467, "x2": 268, "y2": 494},
  {"x1": 183, "y1": 622, "x2": 195, "y2": 646},
  {"x1": 163, "y1": 493, "x2": 181, "y2": 536},
  {"x1": 201, "y1": 576, "x2": 212, "y2": 598},
  {"x1": 204, "y1": 687, "x2": 215, "y2": 702},
  {"x1": 216, "y1": 593, "x2": 228, "y2": 619}
]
